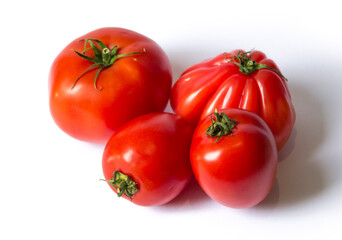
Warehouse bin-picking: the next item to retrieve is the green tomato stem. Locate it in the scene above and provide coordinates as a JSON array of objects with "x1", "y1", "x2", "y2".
[
  {"x1": 206, "y1": 109, "x2": 237, "y2": 142},
  {"x1": 101, "y1": 171, "x2": 138, "y2": 199},
  {"x1": 226, "y1": 50, "x2": 287, "y2": 81},
  {"x1": 71, "y1": 39, "x2": 146, "y2": 90}
]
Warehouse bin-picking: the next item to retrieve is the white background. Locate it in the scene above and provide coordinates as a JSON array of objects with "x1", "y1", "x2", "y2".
[{"x1": 1, "y1": 0, "x2": 342, "y2": 239}]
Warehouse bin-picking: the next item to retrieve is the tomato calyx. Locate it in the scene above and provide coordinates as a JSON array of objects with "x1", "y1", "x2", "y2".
[
  {"x1": 226, "y1": 50, "x2": 287, "y2": 81},
  {"x1": 72, "y1": 39, "x2": 146, "y2": 91},
  {"x1": 206, "y1": 109, "x2": 237, "y2": 142},
  {"x1": 101, "y1": 171, "x2": 138, "y2": 199}
]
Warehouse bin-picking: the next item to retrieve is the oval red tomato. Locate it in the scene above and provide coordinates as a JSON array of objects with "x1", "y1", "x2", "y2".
[
  {"x1": 190, "y1": 108, "x2": 277, "y2": 208},
  {"x1": 49, "y1": 27, "x2": 172, "y2": 143},
  {"x1": 171, "y1": 50, "x2": 295, "y2": 150},
  {"x1": 102, "y1": 113, "x2": 193, "y2": 206}
]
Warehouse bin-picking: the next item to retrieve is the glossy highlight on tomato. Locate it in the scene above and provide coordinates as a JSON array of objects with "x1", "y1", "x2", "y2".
[
  {"x1": 49, "y1": 27, "x2": 172, "y2": 143},
  {"x1": 190, "y1": 109, "x2": 277, "y2": 208},
  {"x1": 171, "y1": 50, "x2": 295, "y2": 150},
  {"x1": 102, "y1": 113, "x2": 193, "y2": 206}
]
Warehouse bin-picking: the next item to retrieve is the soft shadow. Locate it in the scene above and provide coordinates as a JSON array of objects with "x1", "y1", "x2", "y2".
[
  {"x1": 251, "y1": 179, "x2": 280, "y2": 212},
  {"x1": 152, "y1": 177, "x2": 211, "y2": 212},
  {"x1": 164, "y1": 99, "x2": 173, "y2": 113},
  {"x1": 278, "y1": 127, "x2": 297, "y2": 162},
  {"x1": 82, "y1": 141, "x2": 106, "y2": 151},
  {"x1": 276, "y1": 82, "x2": 327, "y2": 208}
]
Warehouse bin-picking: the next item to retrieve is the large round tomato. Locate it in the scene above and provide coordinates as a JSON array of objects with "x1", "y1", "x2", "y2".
[
  {"x1": 102, "y1": 113, "x2": 193, "y2": 206},
  {"x1": 171, "y1": 50, "x2": 295, "y2": 150},
  {"x1": 49, "y1": 27, "x2": 172, "y2": 143},
  {"x1": 190, "y1": 109, "x2": 277, "y2": 208}
]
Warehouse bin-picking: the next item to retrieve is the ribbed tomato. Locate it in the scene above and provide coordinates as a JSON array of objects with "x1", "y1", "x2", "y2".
[{"x1": 171, "y1": 50, "x2": 295, "y2": 150}]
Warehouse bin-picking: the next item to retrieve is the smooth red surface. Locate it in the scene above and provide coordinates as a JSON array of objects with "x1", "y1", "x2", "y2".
[
  {"x1": 49, "y1": 28, "x2": 172, "y2": 143},
  {"x1": 102, "y1": 113, "x2": 193, "y2": 206},
  {"x1": 190, "y1": 109, "x2": 277, "y2": 209},
  {"x1": 171, "y1": 50, "x2": 295, "y2": 150}
]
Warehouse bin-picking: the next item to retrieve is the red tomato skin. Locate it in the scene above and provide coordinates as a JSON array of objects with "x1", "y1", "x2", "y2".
[
  {"x1": 102, "y1": 113, "x2": 193, "y2": 206},
  {"x1": 170, "y1": 50, "x2": 295, "y2": 150},
  {"x1": 49, "y1": 28, "x2": 172, "y2": 143},
  {"x1": 190, "y1": 109, "x2": 277, "y2": 209}
]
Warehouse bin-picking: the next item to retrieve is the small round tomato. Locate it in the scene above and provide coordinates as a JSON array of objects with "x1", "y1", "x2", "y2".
[
  {"x1": 171, "y1": 50, "x2": 295, "y2": 150},
  {"x1": 190, "y1": 109, "x2": 277, "y2": 208},
  {"x1": 102, "y1": 113, "x2": 193, "y2": 206},
  {"x1": 49, "y1": 28, "x2": 172, "y2": 143}
]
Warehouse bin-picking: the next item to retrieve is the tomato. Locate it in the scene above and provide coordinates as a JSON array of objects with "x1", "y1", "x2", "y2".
[
  {"x1": 49, "y1": 28, "x2": 172, "y2": 143},
  {"x1": 102, "y1": 113, "x2": 193, "y2": 206},
  {"x1": 190, "y1": 109, "x2": 277, "y2": 208},
  {"x1": 170, "y1": 50, "x2": 295, "y2": 150}
]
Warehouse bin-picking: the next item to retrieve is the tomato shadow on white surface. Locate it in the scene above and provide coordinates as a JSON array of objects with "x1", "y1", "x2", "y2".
[
  {"x1": 250, "y1": 179, "x2": 280, "y2": 212},
  {"x1": 274, "y1": 82, "x2": 327, "y2": 209},
  {"x1": 86, "y1": 142, "x2": 107, "y2": 151},
  {"x1": 278, "y1": 128, "x2": 297, "y2": 163},
  {"x1": 153, "y1": 177, "x2": 212, "y2": 211}
]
